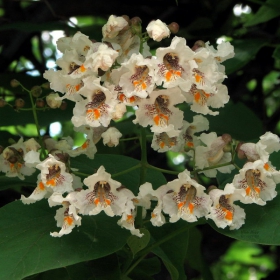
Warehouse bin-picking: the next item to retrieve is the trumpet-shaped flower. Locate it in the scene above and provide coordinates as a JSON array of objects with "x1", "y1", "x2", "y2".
[
  {"x1": 163, "y1": 170, "x2": 211, "y2": 222},
  {"x1": 133, "y1": 87, "x2": 185, "y2": 134},
  {"x1": 232, "y1": 160, "x2": 277, "y2": 205},
  {"x1": 207, "y1": 184, "x2": 245, "y2": 230}
]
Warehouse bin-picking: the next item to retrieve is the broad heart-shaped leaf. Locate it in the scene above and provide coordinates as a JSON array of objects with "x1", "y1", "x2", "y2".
[
  {"x1": 244, "y1": 0, "x2": 280, "y2": 27},
  {"x1": 185, "y1": 227, "x2": 214, "y2": 280},
  {"x1": 147, "y1": 220, "x2": 193, "y2": 280},
  {"x1": 129, "y1": 257, "x2": 161, "y2": 279},
  {"x1": 71, "y1": 154, "x2": 167, "y2": 194},
  {"x1": 222, "y1": 39, "x2": 267, "y2": 75},
  {"x1": 30, "y1": 253, "x2": 121, "y2": 280},
  {"x1": 273, "y1": 45, "x2": 280, "y2": 60},
  {"x1": 127, "y1": 229, "x2": 150, "y2": 257},
  {"x1": 0, "y1": 171, "x2": 38, "y2": 191},
  {"x1": 0, "y1": 200, "x2": 130, "y2": 280},
  {"x1": 183, "y1": 101, "x2": 263, "y2": 141}
]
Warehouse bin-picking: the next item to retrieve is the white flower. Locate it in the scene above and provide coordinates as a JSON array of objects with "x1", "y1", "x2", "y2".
[
  {"x1": 138, "y1": 183, "x2": 169, "y2": 226},
  {"x1": 233, "y1": 160, "x2": 277, "y2": 205},
  {"x1": 102, "y1": 15, "x2": 128, "y2": 39},
  {"x1": 154, "y1": 36, "x2": 196, "y2": 91},
  {"x1": 101, "y1": 127, "x2": 122, "y2": 147},
  {"x1": 21, "y1": 174, "x2": 49, "y2": 204},
  {"x1": 71, "y1": 76, "x2": 117, "y2": 128},
  {"x1": 180, "y1": 115, "x2": 209, "y2": 149},
  {"x1": 205, "y1": 41, "x2": 235, "y2": 63},
  {"x1": 146, "y1": 19, "x2": 170, "y2": 42},
  {"x1": 36, "y1": 154, "x2": 73, "y2": 193},
  {"x1": 0, "y1": 138, "x2": 36, "y2": 179},
  {"x1": 111, "y1": 53, "x2": 156, "y2": 98},
  {"x1": 195, "y1": 132, "x2": 234, "y2": 177},
  {"x1": 84, "y1": 43, "x2": 119, "y2": 73},
  {"x1": 162, "y1": 170, "x2": 211, "y2": 222},
  {"x1": 133, "y1": 87, "x2": 185, "y2": 134},
  {"x1": 47, "y1": 192, "x2": 81, "y2": 237},
  {"x1": 75, "y1": 166, "x2": 128, "y2": 217},
  {"x1": 46, "y1": 93, "x2": 62, "y2": 108},
  {"x1": 151, "y1": 130, "x2": 183, "y2": 153},
  {"x1": 207, "y1": 184, "x2": 245, "y2": 230},
  {"x1": 43, "y1": 69, "x2": 84, "y2": 102}
]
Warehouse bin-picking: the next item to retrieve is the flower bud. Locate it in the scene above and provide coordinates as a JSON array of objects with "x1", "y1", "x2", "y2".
[
  {"x1": 36, "y1": 99, "x2": 45, "y2": 108},
  {"x1": 122, "y1": 15, "x2": 130, "y2": 23},
  {"x1": 222, "y1": 133, "x2": 232, "y2": 144},
  {"x1": 10, "y1": 79, "x2": 20, "y2": 88},
  {"x1": 168, "y1": 22, "x2": 179, "y2": 34},
  {"x1": 46, "y1": 93, "x2": 62, "y2": 108},
  {"x1": 192, "y1": 40, "x2": 205, "y2": 51},
  {"x1": 31, "y1": 85, "x2": 42, "y2": 97},
  {"x1": 146, "y1": 19, "x2": 170, "y2": 42},
  {"x1": 15, "y1": 98, "x2": 25, "y2": 108},
  {"x1": 207, "y1": 185, "x2": 218, "y2": 193},
  {"x1": 130, "y1": 17, "x2": 142, "y2": 35},
  {"x1": 41, "y1": 82, "x2": 50, "y2": 89},
  {"x1": 0, "y1": 98, "x2": 6, "y2": 107}
]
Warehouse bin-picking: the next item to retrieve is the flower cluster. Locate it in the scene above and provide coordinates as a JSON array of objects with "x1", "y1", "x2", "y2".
[
  {"x1": 43, "y1": 15, "x2": 234, "y2": 155},
  {"x1": 1, "y1": 15, "x2": 280, "y2": 238}
]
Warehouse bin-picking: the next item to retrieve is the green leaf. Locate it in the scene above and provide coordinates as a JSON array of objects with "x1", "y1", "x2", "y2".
[
  {"x1": 71, "y1": 154, "x2": 167, "y2": 194},
  {"x1": 273, "y1": 46, "x2": 280, "y2": 60},
  {"x1": 28, "y1": 253, "x2": 121, "y2": 280},
  {"x1": 185, "y1": 227, "x2": 214, "y2": 280},
  {"x1": 207, "y1": 101, "x2": 263, "y2": 141},
  {"x1": 208, "y1": 186, "x2": 280, "y2": 245},
  {"x1": 0, "y1": 200, "x2": 130, "y2": 280},
  {"x1": 148, "y1": 221, "x2": 191, "y2": 280},
  {"x1": 127, "y1": 229, "x2": 150, "y2": 257},
  {"x1": 244, "y1": 0, "x2": 280, "y2": 27},
  {"x1": 223, "y1": 39, "x2": 267, "y2": 75},
  {"x1": 0, "y1": 171, "x2": 38, "y2": 191},
  {"x1": 131, "y1": 257, "x2": 161, "y2": 277}
]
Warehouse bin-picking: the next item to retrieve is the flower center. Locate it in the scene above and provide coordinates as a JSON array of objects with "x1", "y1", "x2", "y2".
[
  {"x1": 174, "y1": 184, "x2": 197, "y2": 213},
  {"x1": 86, "y1": 180, "x2": 116, "y2": 207}
]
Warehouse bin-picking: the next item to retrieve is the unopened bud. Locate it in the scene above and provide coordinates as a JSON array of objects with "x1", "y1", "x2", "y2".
[
  {"x1": 0, "y1": 98, "x2": 6, "y2": 107},
  {"x1": 130, "y1": 17, "x2": 142, "y2": 35},
  {"x1": 10, "y1": 79, "x2": 20, "y2": 88},
  {"x1": 192, "y1": 40, "x2": 205, "y2": 51},
  {"x1": 15, "y1": 98, "x2": 25, "y2": 108},
  {"x1": 207, "y1": 185, "x2": 217, "y2": 193},
  {"x1": 41, "y1": 82, "x2": 50, "y2": 89},
  {"x1": 122, "y1": 15, "x2": 130, "y2": 22},
  {"x1": 222, "y1": 134, "x2": 232, "y2": 144},
  {"x1": 168, "y1": 22, "x2": 179, "y2": 34},
  {"x1": 52, "y1": 151, "x2": 70, "y2": 164},
  {"x1": 46, "y1": 93, "x2": 62, "y2": 108},
  {"x1": 60, "y1": 100, "x2": 67, "y2": 110},
  {"x1": 31, "y1": 85, "x2": 42, "y2": 97},
  {"x1": 36, "y1": 99, "x2": 45, "y2": 108},
  {"x1": 223, "y1": 144, "x2": 232, "y2": 153}
]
